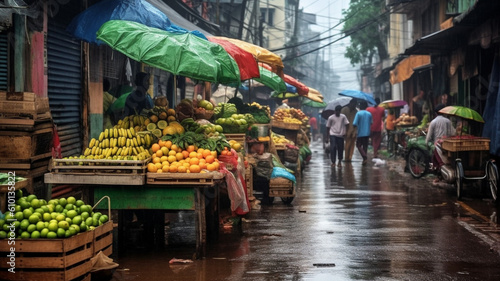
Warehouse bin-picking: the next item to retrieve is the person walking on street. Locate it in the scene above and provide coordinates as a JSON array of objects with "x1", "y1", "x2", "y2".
[
  {"x1": 353, "y1": 101, "x2": 373, "y2": 165},
  {"x1": 385, "y1": 109, "x2": 396, "y2": 156},
  {"x1": 367, "y1": 98, "x2": 385, "y2": 158},
  {"x1": 326, "y1": 105, "x2": 349, "y2": 167},
  {"x1": 309, "y1": 115, "x2": 318, "y2": 141},
  {"x1": 341, "y1": 99, "x2": 358, "y2": 162}
]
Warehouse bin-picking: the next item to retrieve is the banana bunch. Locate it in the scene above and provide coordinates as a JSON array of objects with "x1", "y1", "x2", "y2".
[
  {"x1": 282, "y1": 117, "x2": 302, "y2": 124},
  {"x1": 180, "y1": 117, "x2": 201, "y2": 132},
  {"x1": 115, "y1": 115, "x2": 147, "y2": 130},
  {"x1": 272, "y1": 133, "x2": 291, "y2": 145},
  {"x1": 82, "y1": 128, "x2": 152, "y2": 160},
  {"x1": 250, "y1": 102, "x2": 262, "y2": 109}
]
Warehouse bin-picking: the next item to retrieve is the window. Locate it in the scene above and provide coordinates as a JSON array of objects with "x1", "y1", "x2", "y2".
[{"x1": 260, "y1": 8, "x2": 275, "y2": 26}]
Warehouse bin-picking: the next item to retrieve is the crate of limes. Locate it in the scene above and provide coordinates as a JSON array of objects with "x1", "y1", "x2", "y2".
[{"x1": 0, "y1": 193, "x2": 113, "y2": 281}]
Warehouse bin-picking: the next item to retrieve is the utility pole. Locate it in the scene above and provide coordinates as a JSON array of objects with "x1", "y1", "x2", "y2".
[
  {"x1": 238, "y1": 0, "x2": 247, "y2": 39},
  {"x1": 290, "y1": 0, "x2": 300, "y2": 69}
]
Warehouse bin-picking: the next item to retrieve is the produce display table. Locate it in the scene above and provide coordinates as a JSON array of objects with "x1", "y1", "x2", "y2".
[
  {"x1": 271, "y1": 120, "x2": 300, "y2": 145},
  {"x1": 45, "y1": 171, "x2": 225, "y2": 259}
]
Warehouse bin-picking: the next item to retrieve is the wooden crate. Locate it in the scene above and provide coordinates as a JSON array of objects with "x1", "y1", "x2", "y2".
[
  {"x1": 224, "y1": 133, "x2": 246, "y2": 145},
  {"x1": 147, "y1": 172, "x2": 225, "y2": 186},
  {"x1": 271, "y1": 120, "x2": 301, "y2": 131},
  {"x1": 441, "y1": 138, "x2": 490, "y2": 152},
  {"x1": 50, "y1": 158, "x2": 150, "y2": 175},
  {"x1": 0, "y1": 92, "x2": 51, "y2": 122},
  {"x1": 245, "y1": 165, "x2": 253, "y2": 198},
  {"x1": 0, "y1": 222, "x2": 113, "y2": 281},
  {"x1": 0, "y1": 127, "x2": 53, "y2": 160}
]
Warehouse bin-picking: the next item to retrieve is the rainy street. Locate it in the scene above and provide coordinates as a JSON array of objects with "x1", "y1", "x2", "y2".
[{"x1": 111, "y1": 140, "x2": 500, "y2": 281}]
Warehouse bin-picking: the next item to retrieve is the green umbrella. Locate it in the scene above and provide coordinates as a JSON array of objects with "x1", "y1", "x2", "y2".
[
  {"x1": 97, "y1": 20, "x2": 240, "y2": 85},
  {"x1": 253, "y1": 66, "x2": 287, "y2": 93},
  {"x1": 271, "y1": 91, "x2": 299, "y2": 99},
  {"x1": 109, "y1": 89, "x2": 132, "y2": 112},
  {"x1": 301, "y1": 98, "x2": 327, "y2": 108},
  {"x1": 439, "y1": 106, "x2": 484, "y2": 123}
]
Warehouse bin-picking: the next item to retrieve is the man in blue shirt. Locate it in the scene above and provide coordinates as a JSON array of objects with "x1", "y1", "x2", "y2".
[{"x1": 353, "y1": 100, "x2": 373, "y2": 165}]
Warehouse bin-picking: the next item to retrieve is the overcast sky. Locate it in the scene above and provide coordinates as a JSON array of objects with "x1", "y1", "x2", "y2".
[{"x1": 299, "y1": 0, "x2": 360, "y2": 91}]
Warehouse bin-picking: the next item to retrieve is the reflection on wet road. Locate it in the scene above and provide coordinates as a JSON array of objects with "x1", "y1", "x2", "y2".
[{"x1": 111, "y1": 141, "x2": 500, "y2": 281}]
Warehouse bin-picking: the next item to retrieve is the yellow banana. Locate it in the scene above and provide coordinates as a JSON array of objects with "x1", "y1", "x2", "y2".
[
  {"x1": 89, "y1": 138, "x2": 96, "y2": 148},
  {"x1": 132, "y1": 147, "x2": 138, "y2": 155},
  {"x1": 91, "y1": 146, "x2": 97, "y2": 155},
  {"x1": 133, "y1": 138, "x2": 139, "y2": 147},
  {"x1": 106, "y1": 149, "x2": 112, "y2": 158},
  {"x1": 84, "y1": 148, "x2": 91, "y2": 156},
  {"x1": 104, "y1": 129, "x2": 109, "y2": 139},
  {"x1": 114, "y1": 128, "x2": 118, "y2": 139},
  {"x1": 123, "y1": 116, "x2": 129, "y2": 123},
  {"x1": 112, "y1": 146, "x2": 119, "y2": 155},
  {"x1": 130, "y1": 127, "x2": 136, "y2": 137},
  {"x1": 98, "y1": 132, "x2": 104, "y2": 142},
  {"x1": 126, "y1": 129, "x2": 132, "y2": 139},
  {"x1": 116, "y1": 148, "x2": 122, "y2": 156},
  {"x1": 126, "y1": 138, "x2": 131, "y2": 147}
]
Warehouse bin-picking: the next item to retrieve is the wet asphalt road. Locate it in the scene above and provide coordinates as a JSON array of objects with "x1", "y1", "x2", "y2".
[{"x1": 110, "y1": 140, "x2": 500, "y2": 281}]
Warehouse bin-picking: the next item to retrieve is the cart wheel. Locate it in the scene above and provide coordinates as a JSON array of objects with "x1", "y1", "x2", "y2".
[
  {"x1": 281, "y1": 197, "x2": 294, "y2": 204},
  {"x1": 407, "y1": 148, "x2": 429, "y2": 178},
  {"x1": 456, "y1": 161, "x2": 464, "y2": 200},
  {"x1": 487, "y1": 161, "x2": 499, "y2": 202}
]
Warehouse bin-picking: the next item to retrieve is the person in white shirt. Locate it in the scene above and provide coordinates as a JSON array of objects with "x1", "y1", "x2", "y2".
[{"x1": 326, "y1": 105, "x2": 350, "y2": 167}]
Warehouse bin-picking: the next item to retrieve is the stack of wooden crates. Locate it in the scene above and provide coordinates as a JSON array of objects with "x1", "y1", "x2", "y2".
[{"x1": 0, "y1": 92, "x2": 53, "y2": 197}]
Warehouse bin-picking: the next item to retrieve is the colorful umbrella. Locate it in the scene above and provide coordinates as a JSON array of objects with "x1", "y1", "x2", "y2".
[
  {"x1": 66, "y1": 0, "x2": 206, "y2": 44},
  {"x1": 379, "y1": 99, "x2": 407, "y2": 109},
  {"x1": 339, "y1": 89, "x2": 376, "y2": 106},
  {"x1": 307, "y1": 88, "x2": 324, "y2": 101},
  {"x1": 302, "y1": 98, "x2": 327, "y2": 108},
  {"x1": 283, "y1": 74, "x2": 309, "y2": 96},
  {"x1": 213, "y1": 36, "x2": 284, "y2": 77},
  {"x1": 253, "y1": 66, "x2": 287, "y2": 93},
  {"x1": 96, "y1": 20, "x2": 240, "y2": 85},
  {"x1": 207, "y1": 37, "x2": 260, "y2": 81},
  {"x1": 439, "y1": 106, "x2": 484, "y2": 123},
  {"x1": 271, "y1": 92, "x2": 299, "y2": 99},
  {"x1": 321, "y1": 97, "x2": 352, "y2": 119}
]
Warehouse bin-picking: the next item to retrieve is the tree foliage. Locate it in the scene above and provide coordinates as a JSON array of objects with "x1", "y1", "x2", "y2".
[{"x1": 341, "y1": 0, "x2": 389, "y2": 66}]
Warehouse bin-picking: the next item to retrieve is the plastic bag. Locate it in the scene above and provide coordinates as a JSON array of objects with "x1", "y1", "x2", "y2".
[
  {"x1": 284, "y1": 144, "x2": 299, "y2": 163},
  {"x1": 221, "y1": 167, "x2": 249, "y2": 213},
  {"x1": 253, "y1": 153, "x2": 273, "y2": 180},
  {"x1": 219, "y1": 149, "x2": 238, "y2": 171},
  {"x1": 271, "y1": 167, "x2": 296, "y2": 183}
]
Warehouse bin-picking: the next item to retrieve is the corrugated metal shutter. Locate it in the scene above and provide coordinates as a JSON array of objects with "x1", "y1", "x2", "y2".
[
  {"x1": 0, "y1": 34, "x2": 7, "y2": 91},
  {"x1": 47, "y1": 22, "x2": 82, "y2": 157}
]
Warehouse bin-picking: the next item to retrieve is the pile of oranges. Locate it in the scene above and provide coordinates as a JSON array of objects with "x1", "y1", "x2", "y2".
[{"x1": 146, "y1": 140, "x2": 220, "y2": 173}]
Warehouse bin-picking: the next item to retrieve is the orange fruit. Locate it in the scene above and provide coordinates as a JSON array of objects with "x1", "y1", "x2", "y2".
[
  {"x1": 158, "y1": 140, "x2": 165, "y2": 147},
  {"x1": 182, "y1": 150, "x2": 189, "y2": 159},
  {"x1": 183, "y1": 163, "x2": 190, "y2": 168},
  {"x1": 162, "y1": 165, "x2": 170, "y2": 172},
  {"x1": 171, "y1": 144, "x2": 179, "y2": 152},
  {"x1": 187, "y1": 145, "x2": 196, "y2": 153},
  {"x1": 151, "y1": 143, "x2": 160, "y2": 153},
  {"x1": 177, "y1": 166, "x2": 187, "y2": 173},
  {"x1": 160, "y1": 156, "x2": 168, "y2": 163},
  {"x1": 206, "y1": 164, "x2": 216, "y2": 171},
  {"x1": 176, "y1": 153, "x2": 184, "y2": 161},
  {"x1": 147, "y1": 163, "x2": 158, "y2": 173},
  {"x1": 167, "y1": 155, "x2": 177, "y2": 163},
  {"x1": 189, "y1": 165, "x2": 201, "y2": 173},
  {"x1": 202, "y1": 150, "x2": 212, "y2": 158},
  {"x1": 165, "y1": 141, "x2": 173, "y2": 149},
  {"x1": 197, "y1": 153, "x2": 203, "y2": 159},
  {"x1": 149, "y1": 115, "x2": 159, "y2": 123},
  {"x1": 197, "y1": 148, "x2": 204, "y2": 154},
  {"x1": 167, "y1": 108, "x2": 176, "y2": 116},
  {"x1": 221, "y1": 150, "x2": 228, "y2": 155},
  {"x1": 213, "y1": 161, "x2": 220, "y2": 170},
  {"x1": 211, "y1": 151, "x2": 217, "y2": 158},
  {"x1": 169, "y1": 166, "x2": 178, "y2": 173},
  {"x1": 168, "y1": 150, "x2": 177, "y2": 156},
  {"x1": 199, "y1": 162, "x2": 207, "y2": 170},
  {"x1": 161, "y1": 147, "x2": 169, "y2": 155},
  {"x1": 155, "y1": 163, "x2": 163, "y2": 170},
  {"x1": 189, "y1": 151, "x2": 198, "y2": 158},
  {"x1": 189, "y1": 158, "x2": 199, "y2": 165},
  {"x1": 155, "y1": 150, "x2": 163, "y2": 157},
  {"x1": 162, "y1": 161, "x2": 169, "y2": 167},
  {"x1": 227, "y1": 151, "x2": 233, "y2": 156},
  {"x1": 153, "y1": 157, "x2": 161, "y2": 164},
  {"x1": 205, "y1": 155, "x2": 215, "y2": 164},
  {"x1": 156, "y1": 169, "x2": 163, "y2": 173},
  {"x1": 159, "y1": 112, "x2": 168, "y2": 120}
]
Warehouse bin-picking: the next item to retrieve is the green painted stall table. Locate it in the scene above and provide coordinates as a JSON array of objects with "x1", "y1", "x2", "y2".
[{"x1": 93, "y1": 171, "x2": 225, "y2": 258}]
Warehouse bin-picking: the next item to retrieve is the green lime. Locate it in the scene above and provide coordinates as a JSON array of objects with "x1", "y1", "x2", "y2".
[
  {"x1": 67, "y1": 196, "x2": 76, "y2": 205},
  {"x1": 75, "y1": 200, "x2": 85, "y2": 207},
  {"x1": 36, "y1": 221, "x2": 45, "y2": 231},
  {"x1": 70, "y1": 224, "x2": 80, "y2": 233},
  {"x1": 2, "y1": 224, "x2": 10, "y2": 232},
  {"x1": 55, "y1": 205, "x2": 64, "y2": 213},
  {"x1": 0, "y1": 230, "x2": 6, "y2": 238},
  {"x1": 48, "y1": 199, "x2": 58, "y2": 206},
  {"x1": 20, "y1": 219, "x2": 29, "y2": 230},
  {"x1": 81, "y1": 212, "x2": 90, "y2": 220},
  {"x1": 40, "y1": 228, "x2": 49, "y2": 238},
  {"x1": 28, "y1": 214, "x2": 39, "y2": 224},
  {"x1": 55, "y1": 214, "x2": 65, "y2": 222},
  {"x1": 88, "y1": 226, "x2": 95, "y2": 231},
  {"x1": 80, "y1": 205, "x2": 91, "y2": 213},
  {"x1": 65, "y1": 218, "x2": 72, "y2": 224},
  {"x1": 19, "y1": 201, "x2": 30, "y2": 210},
  {"x1": 26, "y1": 194, "x2": 37, "y2": 202},
  {"x1": 47, "y1": 231, "x2": 57, "y2": 239},
  {"x1": 50, "y1": 212, "x2": 58, "y2": 219},
  {"x1": 15, "y1": 189, "x2": 23, "y2": 199},
  {"x1": 67, "y1": 210, "x2": 77, "y2": 219},
  {"x1": 79, "y1": 222, "x2": 87, "y2": 232},
  {"x1": 85, "y1": 217, "x2": 93, "y2": 226},
  {"x1": 31, "y1": 199, "x2": 40, "y2": 208},
  {"x1": 65, "y1": 203, "x2": 75, "y2": 211},
  {"x1": 34, "y1": 208, "x2": 44, "y2": 214},
  {"x1": 41, "y1": 206, "x2": 49, "y2": 213},
  {"x1": 99, "y1": 215, "x2": 109, "y2": 224},
  {"x1": 62, "y1": 209, "x2": 68, "y2": 215},
  {"x1": 48, "y1": 222, "x2": 58, "y2": 232},
  {"x1": 40, "y1": 199, "x2": 47, "y2": 206},
  {"x1": 92, "y1": 218, "x2": 99, "y2": 227},
  {"x1": 65, "y1": 229, "x2": 72, "y2": 238},
  {"x1": 58, "y1": 198, "x2": 67, "y2": 207},
  {"x1": 31, "y1": 230, "x2": 40, "y2": 238},
  {"x1": 69, "y1": 226, "x2": 77, "y2": 236},
  {"x1": 0, "y1": 219, "x2": 4, "y2": 228},
  {"x1": 47, "y1": 204, "x2": 54, "y2": 213},
  {"x1": 13, "y1": 220, "x2": 20, "y2": 229},
  {"x1": 14, "y1": 211, "x2": 24, "y2": 221},
  {"x1": 20, "y1": 231, "x2": 30, "y2": 239},
  {"x1": 56, "y1": 228, "x2": 65, "y2": 238},
  {"x1": 93, "y1": 212, "x2": 102, "y2": 219},
  {"x1": 72, "y1": 215, "x2": 82, "y2": 225},
  {"x1": 14, "y1": 205, "x2": 21, "y2": 212},
  {"x1": 58, "y1": 221, "x2": 69, "y2": 230},
  {"x1": 4, "y1": 212, "x2": 14, "y2": 221},
  {"x1": 27, "y1": 224, "x2": 36, "y2": 233},
  {"x1": 43, "y1": 213, "x2": 52, "y2": 222},
  {"x1": 22, "y1": 209, "x2": 33, "y2": 219}
]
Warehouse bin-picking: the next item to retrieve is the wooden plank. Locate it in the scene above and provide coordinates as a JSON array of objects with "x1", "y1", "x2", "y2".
[
  {"x1": 93, "y1": 186, "x2": 195, "y2": 210},
  {"x1": 44, "y1": 173, "x2": 145, "y2": 186},
  {"x1": 65, "y1": 260, "x2": 93, "y2": 281},
  {"x1": 94, "y1": 234, "x2": 113, "y2": 254},
  {"x1": 146, "y1": 172, "x2": 224, "y2": 186},
  {"x1": 61, "y1": 231, "x2": 94, "y2": 252},
  {"x1": 65, "y1": 247, "x2": 94, "y2": 269},
  {"x1": 93, "y1": 221, "x2": 113, "y2": 238},
  {"x1": 0, "y1": 92, "x2": 36, "y2": 101}
]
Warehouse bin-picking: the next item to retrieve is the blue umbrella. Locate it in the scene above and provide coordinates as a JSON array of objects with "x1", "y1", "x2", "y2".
[
  {"x1": 339, "y1": 89, "x2": 376, "y2": 106},
  {"x1": 66, "y1": 0, "x2": 206, "y2": 44},
  {"x1": 286, "y1": 83, "x2": 297, "y2": 93}
]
